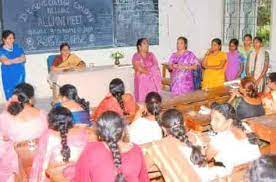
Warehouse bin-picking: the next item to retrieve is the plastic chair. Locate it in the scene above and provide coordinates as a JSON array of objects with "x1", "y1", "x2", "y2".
[{"x1": 47, "y1": 55, "x2": 57, "y2": 73}]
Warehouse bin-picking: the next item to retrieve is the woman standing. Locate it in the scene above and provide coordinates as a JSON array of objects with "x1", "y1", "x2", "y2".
[
  {"x1": 132, "y1": 38, "x2": 161, "y2": 102},
  {"x1": 0, "y1": 30, "x2": 26, "y2": 100},
  {"x1": 225, "y1": 39, "x2": 243, "y2": 81},
  {"x1": 239, "y1": 34, "x2": 253, "y2": 78},
  {"x1": 202, "y1": 38, "x2": 227, "y2": 89},
  {"x1": 169, "y1": 37, "x2": 199, "y2": 96},
  {"x1": 246, "y1": 37, "x2": 269, "y2": 92}
]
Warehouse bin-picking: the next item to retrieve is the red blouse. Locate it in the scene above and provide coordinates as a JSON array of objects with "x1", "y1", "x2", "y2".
[
  {"x1": 92, "y1": 93, "x2": 136, "y2": 121},
  {"x1": 74, "y1": 142, "x2": 149, "y2": 182}
]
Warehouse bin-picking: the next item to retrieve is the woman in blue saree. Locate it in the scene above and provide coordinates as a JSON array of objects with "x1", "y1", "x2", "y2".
[
  {"x1": 0, "y1": 30, "x2": 26, "y2": 100},
  {"x1": 53, "y1": 84, "x2": 91, "y2": 125}
]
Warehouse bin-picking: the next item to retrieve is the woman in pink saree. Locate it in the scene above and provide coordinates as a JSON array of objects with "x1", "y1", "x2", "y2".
[
  {"x1": 169, "y1": 37, "x2": 199, "y2": 96},
  {"x1": 0, "y1": 83, "x2": 48, "y2": 180},
  {"x1": 132, "y1": 38, "x2": 162, "y2": 102},
  {"x1": 29, "y1": 107, "x2": 94, "y2": 182}
]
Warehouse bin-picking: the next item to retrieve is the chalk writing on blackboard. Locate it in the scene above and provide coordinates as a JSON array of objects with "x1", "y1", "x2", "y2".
[
  {"x1": 2, "y1": 0, "x2": 113, "y2": 53},
  {"x1": 1, "y1": 0, "x2": 159, "y2": 54},
  {"x1": 114, "y1": 0, "x2": 159, "y2": 46}
]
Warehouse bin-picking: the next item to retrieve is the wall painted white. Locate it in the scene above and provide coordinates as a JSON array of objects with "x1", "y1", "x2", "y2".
[{"x1": 1, "y1": 0, "x2": 275, "y2": 103}]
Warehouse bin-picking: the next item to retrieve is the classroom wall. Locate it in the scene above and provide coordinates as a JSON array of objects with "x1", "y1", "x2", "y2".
[{"x1": 2, "y1": 0, "x2": 276, "y2": 103}]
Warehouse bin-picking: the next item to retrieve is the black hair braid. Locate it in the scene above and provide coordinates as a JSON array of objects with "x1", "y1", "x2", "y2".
[
  {"x1": 170, "y1": 124, "x2": 206, "y2": 167},
  {"x1": 232, "y1": 118, "x2": 260, "y2": 145},
  {"x1": 59, "y1": 124, "x2": 71, "y2": 162},
  {"x1": 74, "y1": 95, "x2": 90, "y2": 111},
  {"x1": 170, "y1": 125, "x2": 191, "y2": 146},
  {"x1": 59, "y1": 84, "x2": 89, "y2": 111},
  {"x1": 212, "y1": 103, "x2": 260, "y2": 145},
  {"x1": 114, "y1": 93, "x2": 127, "y2": 116},
  {"x1": 97, "y1": 111, "x2": 126, "y2": 182},
  {"x1": 227, "y1": 104, "x2": 259, "y2": 145},
  {"x1": 106, "y1": 140, "x2": 125, "y2": 182}
]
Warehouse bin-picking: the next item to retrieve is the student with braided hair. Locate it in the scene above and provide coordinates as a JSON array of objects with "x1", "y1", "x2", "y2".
[
  {"x1": 206, "y1": 103, "x2": 261, "y2": 177},
  {"x1": 30, "y1": 107, "x2": 92, "y2": 181},
  {"x1": 128, "y1": 92, "x2": 162, "y2": 144},
  {"x1": 74, "y1": 111, "x2": 149, "y2": 182},
  {"x1": 228, "y1": 77, "x2": 265, "y2": 120},
  {"x1": 145, "y1": 109, "x2": 225, "y2": 182},
  {"x1": 54, "y1": 84, "x2": 91, "y2": 125},
  {"x1": 93, "y1": 78, "x2": 136, "y2": 122},
  {"x1": 0, "y1": 83, "x2": 48, "y2": 180}
]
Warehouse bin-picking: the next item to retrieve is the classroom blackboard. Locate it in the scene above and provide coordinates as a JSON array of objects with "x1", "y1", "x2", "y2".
[
  {"x1": 1, "y1": 0, "x2": 159, "y2": 54},
  {"x1": 114, "y1": 0, "x2": 159, "y2": 46}
]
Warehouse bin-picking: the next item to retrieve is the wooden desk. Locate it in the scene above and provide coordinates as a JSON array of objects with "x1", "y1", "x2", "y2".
[
  {"x1": 185, "y1": 113, "x2": 211, "y2": 132},
  {"x1": 162, "y1": 87, "x2": 230, "y2": 113},
  {"x1": 245, "y1": 114, "x2": 276, "y2": 154}
]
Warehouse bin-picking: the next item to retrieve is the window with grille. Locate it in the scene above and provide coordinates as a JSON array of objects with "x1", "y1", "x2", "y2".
[{"x1": 223, "y1": 0, "x2": 271, "y2": 46}]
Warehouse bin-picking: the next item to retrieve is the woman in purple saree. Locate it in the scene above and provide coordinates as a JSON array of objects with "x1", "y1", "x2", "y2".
[
  {"x1": 132, "y1": 38, "x2": 162, "y2": 102},
  {"x1": 169, "y1": 37, "x2": 199, "y2": 96}
]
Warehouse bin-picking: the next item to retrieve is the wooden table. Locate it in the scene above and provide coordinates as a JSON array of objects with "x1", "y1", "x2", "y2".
[
  {"x1": 245, "y1": 114, "x2": 276, "y2": 154},
  {"x1": 162, "y1": 86, "x2": 230, "y2": 113},
  {"x1": 185, "y1": 113, "x2": 211, "y2": 132}
]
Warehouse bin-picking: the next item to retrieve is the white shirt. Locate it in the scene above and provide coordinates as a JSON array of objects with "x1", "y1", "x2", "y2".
[
  {"x1": 128, "y1": 117, "x2": 162, "y2": 145},
  {"x1": 210, "y1": 130, "x2": 261, "y2": 174},
  {"x1": 179, "y1": 145, "x2": 229, "y2": 181}
]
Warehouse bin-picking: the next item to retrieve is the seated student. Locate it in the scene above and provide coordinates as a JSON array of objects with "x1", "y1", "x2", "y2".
[
  {"x1": 262, "y1": 72, "x2": 276, "y2": 114},
  {"x1": 0, "y1": 83, "x2": 48, "y2": 180},
  {"x1": 145, "y1": 109, "x2": 230, "y2": 182},
  {"x1": 247, "y1": 155, "x2": 276, "y2": 182},
  {"x1": 206, "y1": 103, "x2": 261, "y2": 176},
  {"x1": 30, "y1": 107, "x2": 93, "y2": 181},
  {"x1": 51, "y1": 43, "x2": 86, "y2": 72},
  {"x1": 74, "y1": 111, "x2": 149, "y2": 181},
  {"x1": 228, "y1": 77, "x2": 265, "y2": 120},
  {"x1": 54, "y1": 84, "x2": 90, "y2": 125},
  {"x1": 225, "y1": 39, "x2": 243, "y2": 81},
  {"x1": 93, "y1": 78, "x2": 136, "y2": 122},
  {"x1": 128, "y1": 92, "x2": 162, "y2": 145},
  {"x1": 202, "y1": 38, "x2": 227, "y2": 89}
]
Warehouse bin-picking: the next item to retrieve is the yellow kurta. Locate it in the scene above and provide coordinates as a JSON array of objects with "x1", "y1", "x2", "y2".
[{"x1": 202, "y1": 51, "x2": 227, "y2": 89}]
